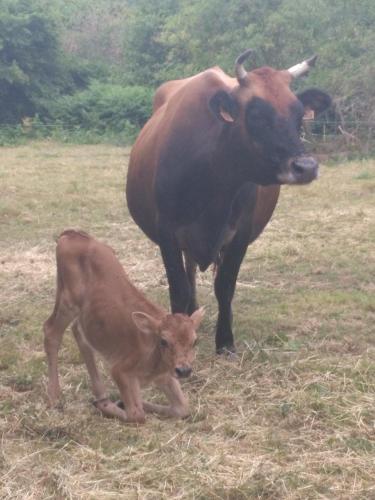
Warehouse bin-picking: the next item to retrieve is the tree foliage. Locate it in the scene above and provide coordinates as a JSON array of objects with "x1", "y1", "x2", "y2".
[
  {"x1": 1, "y1": 0, "x2": 375, "y2": 129},
  {"x1": 119, "y1": 0, "x2": 375, "y2": 124},
  {"x1": 122, "y1": 0, "x2": 180, "y2": 85},
  {"x1": 0, "y1": 0, "x2": 90, "y2": 123}
]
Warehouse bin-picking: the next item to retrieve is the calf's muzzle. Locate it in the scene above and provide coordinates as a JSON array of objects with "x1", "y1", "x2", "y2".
[{"x1": 175, "y1": 366, "x2": 192, "y2": 378}]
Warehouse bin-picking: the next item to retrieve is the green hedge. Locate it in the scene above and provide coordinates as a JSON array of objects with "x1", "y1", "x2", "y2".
[{"x1": 43, "y1": 82, "x2": 153, "y2": 141}]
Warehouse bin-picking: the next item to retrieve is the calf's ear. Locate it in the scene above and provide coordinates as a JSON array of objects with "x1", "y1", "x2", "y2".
[
  {"x1": 132, "y1": 311, "x2": 161, "y2": 335},
  {"x1": 209, "y1": 90, "x2": 239, "y2": 123},
  {"x1": 297, "y1": 88, "x2": 332, "y2": 120},
  {"x1": 190, "y1": 307, "x2": 205, "y2": 329}
]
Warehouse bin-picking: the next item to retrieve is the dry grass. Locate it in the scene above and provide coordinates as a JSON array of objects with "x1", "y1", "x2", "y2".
[{"x1": 0, "y1": 142, "x2": 375, "y2": 499}]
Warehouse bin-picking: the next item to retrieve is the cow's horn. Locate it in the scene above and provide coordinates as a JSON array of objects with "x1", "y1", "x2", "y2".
[
  {"x1": 287, "y1": 54, "x2": 317, "y2": 79},
  {"x1": 235, "y1": 49, "x2": 254, "y2": 83}
]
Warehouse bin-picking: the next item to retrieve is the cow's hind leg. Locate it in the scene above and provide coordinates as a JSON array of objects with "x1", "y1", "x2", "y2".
[
  {"x1": 71, "y1": 322, "x2": 127, "y2": 422},
  {"x1": 214, "y1": 232, "x2": 249, "y2": 354},
  {"x1": 158, "y1": 220, "x2": 191, "y2": 313},
  {"x1": 43, "y1": 297, "x2": 76, "y2": 406}
]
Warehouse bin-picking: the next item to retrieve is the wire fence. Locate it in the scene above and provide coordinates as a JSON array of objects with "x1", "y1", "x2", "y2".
[{"x1": 301, "y1": 119, "x2": 375, "y2": 158}]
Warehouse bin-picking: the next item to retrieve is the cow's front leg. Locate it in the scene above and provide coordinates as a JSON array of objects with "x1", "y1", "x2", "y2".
[
  {"x1": 158, "y1": 219, "x2": 191, "y2": 313},
  {"x1": 214, "y1": 232, "x2": 249, "y2": 354}
]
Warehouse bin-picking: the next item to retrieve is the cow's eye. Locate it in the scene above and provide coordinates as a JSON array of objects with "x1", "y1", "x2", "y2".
[{"x1": 160, "y1": 338, "x2": 168, "y2": 348}]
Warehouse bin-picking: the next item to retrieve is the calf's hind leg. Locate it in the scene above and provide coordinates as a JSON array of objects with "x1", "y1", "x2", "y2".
[
  {"x1": 43, "y1": 301, "x2": 75, "y2": 406},
  {"x1": 71, "y1": 321, "x2": 127, "y2": 422}
]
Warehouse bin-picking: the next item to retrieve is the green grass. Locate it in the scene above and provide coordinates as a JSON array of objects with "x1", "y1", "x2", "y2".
[{"x1": 0, "y1": 142, "x2": 375, "y2": 499}]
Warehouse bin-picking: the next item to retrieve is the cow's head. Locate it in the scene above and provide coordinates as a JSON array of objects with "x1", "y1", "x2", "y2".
[
  {"x1": 209, "y1": 50, "x2": 331, "y2": 186},
  {"x1": 132, "y1": 307, "x2": 204, "y2": 378}
]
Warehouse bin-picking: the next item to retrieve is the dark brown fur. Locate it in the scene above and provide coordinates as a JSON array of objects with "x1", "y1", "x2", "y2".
[{"x1": 126, "y1": 61, "x2": 331, "y2": 352}]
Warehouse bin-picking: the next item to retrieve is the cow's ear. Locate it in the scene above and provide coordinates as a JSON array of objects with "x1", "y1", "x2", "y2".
[
  {"x1": 190, "y1": 306, "x2": 205, "y2": 330},
  {"x1": 297, "y1": 88, "x2": 332, "y2": 119},
  {"x1": 209, "y1": 90, "x2": 239, "y2": 123},
  {"x1": 132, "y1": 311, "x2": 161, "y2": 335}
]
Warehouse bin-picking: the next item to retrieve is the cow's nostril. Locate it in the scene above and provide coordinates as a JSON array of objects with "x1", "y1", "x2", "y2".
[{"x1": 292, "y1": 162, "x2": 305, "y2": 175}]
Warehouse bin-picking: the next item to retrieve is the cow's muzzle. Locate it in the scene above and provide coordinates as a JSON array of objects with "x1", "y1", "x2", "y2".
[
  {"x1": 175, "y1": 366, "x2": 192, "y2": 378},
  {"x1": 278, "y1": 156, "x2": 319, "y2": 185}
]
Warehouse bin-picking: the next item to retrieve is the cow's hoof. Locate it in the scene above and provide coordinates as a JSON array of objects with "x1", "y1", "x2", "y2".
[
  {"x1": 216, "y1": 346, "x2": 237, "y2": 358},
  {"x1": 116, "y1": 400, "x2": 125, "y2": 409}
]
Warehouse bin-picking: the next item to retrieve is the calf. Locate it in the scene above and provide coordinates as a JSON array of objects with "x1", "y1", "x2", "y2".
[{"x1": 43, "y1": 230, "x2": 204, "y2": 423}]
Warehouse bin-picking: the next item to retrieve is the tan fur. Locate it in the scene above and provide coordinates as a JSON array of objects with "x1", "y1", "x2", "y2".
[{"x1": 43, "y1": 230, "x2": 204, "y2": 424}]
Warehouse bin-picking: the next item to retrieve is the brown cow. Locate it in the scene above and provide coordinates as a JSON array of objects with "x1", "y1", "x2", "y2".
[
  {"x1": 126, "y1": 50, "x2": 332, "y2": 354},
  {"x1": 43, "y1": 230, "x2": 204, "y2": 423}
]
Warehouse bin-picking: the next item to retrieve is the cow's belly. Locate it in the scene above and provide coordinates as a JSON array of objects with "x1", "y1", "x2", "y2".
[
  {"x1": 176, "y1": 219, "x2": 238, "y2": 271},
  {"x1": 176, "y1": 184, "x2": 280, "y2": 270}
]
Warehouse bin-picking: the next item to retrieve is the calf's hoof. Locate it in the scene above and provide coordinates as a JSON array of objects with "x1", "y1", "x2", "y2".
[
  {"x1": 47, "y1": 393, "x2": 64, "y2": 410},
  {"x1": 47, "y1": 398, "x2": 64, "y2": 411},
  {"x1": 93, "y1": 398, "x2": 127, "y2": 422},
  {"x1": 166, "y1": 402, "x2": 190, "y2": 419},
  {"x1": 47, "y1": 386, "x2": 61, "y2": 408},
  {"x1": 126, "y1": 414, "x2": 146, "y2": 425},
  {"x1": 99, "y1": 399, "x2": 146, "y2": 424}
]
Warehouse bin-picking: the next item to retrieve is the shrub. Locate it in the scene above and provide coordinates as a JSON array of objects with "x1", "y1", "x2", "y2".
[{"x1": 44, "y1": 82, "x2": 153, "y2": 142}]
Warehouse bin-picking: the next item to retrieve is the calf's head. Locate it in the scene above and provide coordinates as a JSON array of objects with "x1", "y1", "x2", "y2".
[
  {"x1": 132, "y1": 307, "x2": 205, "y2": 378},
  {"x1": 209, "y1": 50, "x2": 332, "y2": 186}
]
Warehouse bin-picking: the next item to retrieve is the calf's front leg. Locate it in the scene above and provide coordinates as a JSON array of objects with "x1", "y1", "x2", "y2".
[
  {"x1": 143, "y1": 375, "x2": 189, "y2": 419},
  {"x1": 71, "y1": 322, "x2": 128, "y2": 422},
  {"x1": 111, "y1": 364, "x2": 146, "y2": 424}
]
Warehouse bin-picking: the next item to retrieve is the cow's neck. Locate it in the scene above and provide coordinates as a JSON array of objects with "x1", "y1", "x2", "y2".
[
  {"x1": 177, "y1": 136, "x2": 262, "y2": 270},
  {"x1": 207, "y1": 137, "x2": 260, "y2": 227},
  {"x1": 214, "y1": 130, "x2": 264, "y2": 190}
]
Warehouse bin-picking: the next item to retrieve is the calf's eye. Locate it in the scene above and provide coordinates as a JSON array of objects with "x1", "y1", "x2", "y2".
[{"x1": 160, "y1": 338, "x2": 168, "y2": 348}]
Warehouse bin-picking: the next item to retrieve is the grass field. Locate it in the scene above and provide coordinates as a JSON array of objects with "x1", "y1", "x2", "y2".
[{"x1": 0, "y1": 142, "x2": 374, "y2": 499}]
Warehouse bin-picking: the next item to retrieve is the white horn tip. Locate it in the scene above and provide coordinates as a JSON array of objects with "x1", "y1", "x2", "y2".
[
  {"x1": 306, "y1": 54, "x2": 318, "y2": 67},
  {"x1": 288, "y1": 54, "x2": 318, "y2": 79}
]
